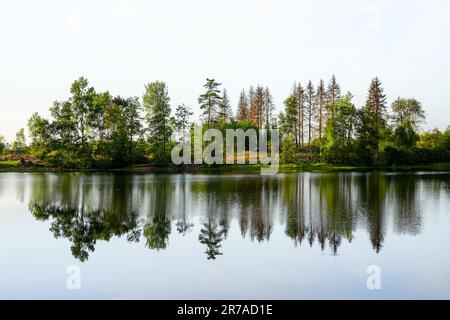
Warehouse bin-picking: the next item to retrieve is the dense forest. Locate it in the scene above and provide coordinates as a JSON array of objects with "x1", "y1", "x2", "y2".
[{"x1": 1, "y1": 75, "x2": 449, "y2": 169}]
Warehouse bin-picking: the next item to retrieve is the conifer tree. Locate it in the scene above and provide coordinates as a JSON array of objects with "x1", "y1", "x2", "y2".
[
  {"x1": 305, "y1": 80, "x2": 316, "y2": 145},
  {"x1": 366, "y1": 77, "x2": 387, "y2": 127},
  {"x1": 316, "y1": 79, "x2": 327, "y2": 144},
  {"x1": 173, "y1": 104, "x2": 193, "y2": 143},
  {"x1": 198, "y1": 78, "x2": 222, "y2": 127},
  {"x1": 263, "y1": 87, "x2": 275, "y2": 129},
  {"x1": 327, "y1": 74, "x2": 341, "y2": 118},
  {"x1": 217, "y1": 88, "x2": 232, "y2": 122},
  {"x1": 236, "y1": 89, "x2": 249, "y2": 121},
  {"x1": 295, "y1": 83, "x2": 305, "y2": 147},
  {"x1": 250, "y1": 86, "x2": 265, "y2": 128}
]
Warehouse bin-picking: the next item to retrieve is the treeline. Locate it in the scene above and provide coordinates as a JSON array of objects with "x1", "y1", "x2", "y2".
[
  {"x1": 278, "y1": 76, "x2": 450, "y2": 165},
  {"x1": 1, "y1": 76, "x2": 449, "y2": 168}
]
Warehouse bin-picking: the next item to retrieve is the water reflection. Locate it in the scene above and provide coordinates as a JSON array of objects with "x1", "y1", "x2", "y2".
[{"x1": 13, "y1": 172, "x2": 450, "y2": 261}]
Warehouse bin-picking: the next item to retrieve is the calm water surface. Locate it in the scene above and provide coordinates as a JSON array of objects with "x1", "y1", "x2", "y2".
[{"x1": 0, "y1": 171, "x2": 449, "y2": 299}]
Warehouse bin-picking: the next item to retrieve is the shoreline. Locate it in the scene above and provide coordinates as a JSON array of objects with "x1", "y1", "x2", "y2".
[{"x1": 1, "y1": 163, "x2": 450, "y2": 174}]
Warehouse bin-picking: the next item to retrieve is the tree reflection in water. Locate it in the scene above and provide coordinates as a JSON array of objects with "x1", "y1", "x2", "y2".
[{"x1": 23, "y1": 172, "x2": 449, "y2": 261}]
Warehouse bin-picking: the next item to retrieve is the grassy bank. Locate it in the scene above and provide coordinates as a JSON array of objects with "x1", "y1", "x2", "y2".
[
  {"x1": 2, "y1": 160, "x2": 450, "y2": 174},
  {"x1": 0, "y1": 160, "x2": 21, "y2": 169}
]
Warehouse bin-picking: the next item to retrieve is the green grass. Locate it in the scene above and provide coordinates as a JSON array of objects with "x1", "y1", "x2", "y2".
[
  {"x1": 1, "y1": 160, "x2": 450, "y2": 173},
  {"x1": 0, "y1": 160, "x2": 21, "y2": 169}
]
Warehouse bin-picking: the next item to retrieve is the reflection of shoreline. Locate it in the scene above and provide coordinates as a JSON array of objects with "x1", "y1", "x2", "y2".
[
  {"x1": 2, "y1": 162, "x2": 450, "y2": 173},
  {"x1": 20, "y1": 172, "x2": 448, "y2": 261}
]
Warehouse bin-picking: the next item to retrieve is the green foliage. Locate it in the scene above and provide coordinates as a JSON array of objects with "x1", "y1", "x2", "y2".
[
  {"x1": 44, "y1": 77, "x2": 108, "y2": 168},
  {"x1": 281, "y1": 136, "x2": 297, "y2": 164},
  {"x1": 198, "y1": 78, "x2": 222, "y2": 127},
  {"x1": 355, "y1": 107, "x2": 381, "y2": 164},
  {"x1": 279, "y1": 95, "x2": 298, "y2": 138},
  {"x1": 0, "y1": 135, "x2": 6, "y2": 154},
  {"x1": 173, "y1": 104, "x2": 193, "y2": 143},
  {"x1": 99, "y1": 96, "x2": 144, "y2": 166},
  {"x1": 0, "y1": 160, "x2": 21, "y2": 168},
  {"x1": 217, "y1": 88, "x2": 232, "y2": 122},
  {"x1": 2, "y1": 76, "x2": 447, "y2": 170},
  {"x1": 199, "y1": 217, "x2": 225, "y2": 260},
  {"x1": 323, "y1": 93, "x2": 357, "y2": 163},
  {"x1": 391, "y1": 97, "x2": 425, "y2": 130},
  {"x1": 28, "y1": 113, "x2": 51, "y2": 159},
  {"x1": 366, "y1": 77, "x2": 387, "y2": 127},
  {"x1": 11, "y1": 128, "x2": 28, "y2": 155},
  {"x1": 143, "y1": 81, "x2": 172, "y2": 164},
  {"x1": 392, "y1": 120, "x2": 419, "y2": 149}
]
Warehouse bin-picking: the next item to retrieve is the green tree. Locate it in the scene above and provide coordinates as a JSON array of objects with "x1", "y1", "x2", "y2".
[
  {"x1": 355, "y1": 77, "x2": 388, "y2": 164},
  {"x1": 217, "y1": 88, "x2": 232, "y2": 122},
  {"x1": 111, "y1": 96, "x2": 143, "y2": 163},
  {"x1": 12, "y1": 128, "x2": 27, "y2": 155},
  {"x1": 263, "y1": 87, "x2": 275, "y2": 130},
  {"x1": 280, "y1": 135, "x2": 298, "y2": 164},
  {"x1": 280, "y1": 94, "x2": 298, "y2": 139},
  {"x1": 48, "y1": 77, "x2": 105, "y2": 167},
  {"x1": 294, "y1": 83, "x2": 305, "y2": 147},
  {"x1": 199, "y1": 216, "x2": 225, "y2": 260},
  {"x1": 198, "y1": 78, "x2": 222, "y2": 127},
  {"x1": 103, "y1": 98, "x2": 129, "y2": 165},
  {"x1": 366, "y1": 77, "x2": 387, "y2": 127},
  {"x1": 323, "y1": 93, "x2": 357, "y2": 163},
  {"x1": 305, "y1": 81, "x2": 316, "y2": 145},
  {"x1": 69, "y1": 77, "x2": 99, "y2": 163},
  {"x1": 173, "y1": 104, "x2": 193, "y2": 143},
  {"x1": 143, "y1": 81, "x2": 172, "y2": 164},
  {"x1": 0, "y1": 135, "x2": 6, "y2": 154},
  {"x1": 392, "y1": 120, "x2": 419, "y2": 149},
  {"x1": 327, "y1": 74, "x2": 341, "y2": 118},
  {"x1": 355, "y1": 107, "x2": 379, "y2": 164},
  {"x1": 28, "y1": 113, "x2": 51, "y2": 159},
  {"x1": 316, "y1": 79, "x2": 327, "y2": 146},
  {"x1": 391, "y1": 98, "x2": 425, "y2": 130}
]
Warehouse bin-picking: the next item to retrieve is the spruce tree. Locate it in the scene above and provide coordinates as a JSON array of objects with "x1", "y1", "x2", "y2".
[
  {"x1": 366, "y1": 77, "x2": 387, "y2": 127},
  {"x1": 327, "y1": 74, "x2": 341, "y2": 118},
  {"x1": 217, "y1": 88, "x2": 232, "y2": 122},
  {"x1": 236, "y1": 89, "x2": 249, "y2": 121}
]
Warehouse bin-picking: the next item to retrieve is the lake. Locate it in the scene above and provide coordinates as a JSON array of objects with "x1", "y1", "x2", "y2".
[{"x1": 0, "y1": 171, "x2": 449, "y2": 299}]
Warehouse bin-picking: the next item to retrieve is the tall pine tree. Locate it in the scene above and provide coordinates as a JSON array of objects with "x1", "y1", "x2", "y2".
[
  {"x1": 305, "y1": 80, "x2": 316, "y2": 145},
  {"x1": 263, "y1": 87, "x2": 275, "y2": 129},
  {"x1": 173, "y1": 104, "x2": 193, "y2": 143},
  {"x1": 316, "y1": 80, "x2": 327, "y2": 144},
  {"x1": 295, "y1": 83, "x2": 305, "y2": 147},
  {"x1": 198, "y1": 78, "x2": 222, "y2": 127}
]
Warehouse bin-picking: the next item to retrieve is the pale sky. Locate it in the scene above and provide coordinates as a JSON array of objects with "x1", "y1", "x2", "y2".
[{"x1": 1, "y1": 0, "x2": 449, "y2": 141}]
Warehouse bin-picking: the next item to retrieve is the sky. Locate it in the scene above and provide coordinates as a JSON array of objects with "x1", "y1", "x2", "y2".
[{"x1": 0, "y1": 0, "x2": 449, "y2": 142}]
